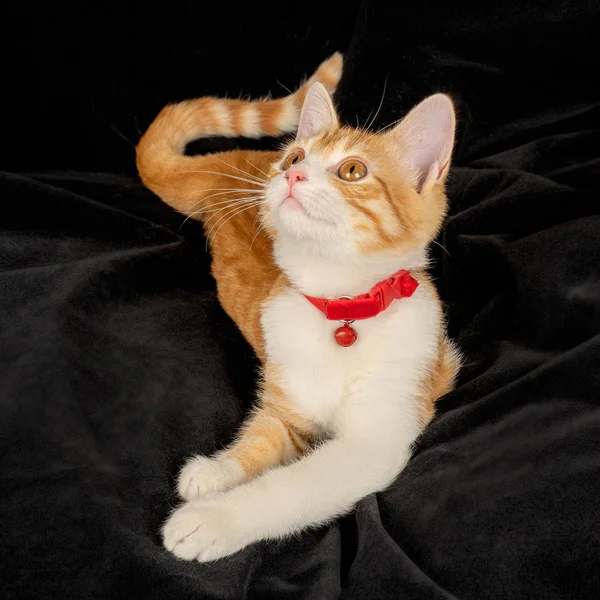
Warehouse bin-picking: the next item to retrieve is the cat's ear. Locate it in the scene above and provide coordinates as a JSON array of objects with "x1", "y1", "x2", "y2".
[
  {"x1": 296, "y1": 82, "x2": 339, "y2": 140},
  {"x1": 387, "y1": 94, "x2": 456, "y2": 193}
]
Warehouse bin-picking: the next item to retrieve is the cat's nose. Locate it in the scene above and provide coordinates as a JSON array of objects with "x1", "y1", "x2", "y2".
[{"x1": 285, "y1": 167, "x2": 308, "y2": 187}]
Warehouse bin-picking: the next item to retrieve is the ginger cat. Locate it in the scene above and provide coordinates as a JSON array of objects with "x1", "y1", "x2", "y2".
[{"x1": 136, "y1": 53, "x2": 460, "y2": 562}]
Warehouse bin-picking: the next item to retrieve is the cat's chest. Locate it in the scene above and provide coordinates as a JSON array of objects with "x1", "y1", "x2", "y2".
[
  {"x1": 260, "y1": 288, "x2": 432, "y2": 426},
  {"x1": 262, "y1": 290, "x2": 384, "y2": 361}
]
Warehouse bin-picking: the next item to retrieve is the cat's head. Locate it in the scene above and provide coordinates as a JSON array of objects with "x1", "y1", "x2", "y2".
[{"x1": 263, "y1": 83, "x2": 456, "y2": 263}]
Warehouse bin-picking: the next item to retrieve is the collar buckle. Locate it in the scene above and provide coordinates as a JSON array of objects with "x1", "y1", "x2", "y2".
[{"x1": 338, "y1": 295, "x2": 355, "y2": 325}]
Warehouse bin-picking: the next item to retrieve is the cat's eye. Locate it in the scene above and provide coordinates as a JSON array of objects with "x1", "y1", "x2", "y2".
[
  {"x1": 337, "y1": 159, "x2": 368, "y2": 181},
  {"x1": 282, "y1": 150, "x2": 305, "y2": 170}
]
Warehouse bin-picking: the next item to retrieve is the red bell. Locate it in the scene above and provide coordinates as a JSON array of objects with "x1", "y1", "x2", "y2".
[{"x1": 334, "y1": 324, "x2": 357, "y2": 347}]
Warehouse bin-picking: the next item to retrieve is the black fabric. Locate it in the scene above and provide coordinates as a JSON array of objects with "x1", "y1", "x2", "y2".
[{"x1": 2, "y1": 1, "x2": 600, "y2": 598}]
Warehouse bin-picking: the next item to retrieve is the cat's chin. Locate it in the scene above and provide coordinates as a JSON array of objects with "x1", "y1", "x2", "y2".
[
  {"x1": 277, "y1": 198, "x2": 336, "y2": 226},
  {"x1": 281, "y1": 195, "x2": 307, "y2": 214},
  {"x1": 270, "y1": 207, "x2": 338, "y2": 246}
]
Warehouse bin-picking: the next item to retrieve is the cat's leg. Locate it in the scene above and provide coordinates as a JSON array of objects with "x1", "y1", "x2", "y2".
[
  {"x1": 419, "y1": 336, "x2": 461, "y2": 422},
  {"x1": 163, "y1": 372, "x2": 424, "y2": 561},
  {"x1": 178, "y1": 405, "x2": 308, "y2": 501}
]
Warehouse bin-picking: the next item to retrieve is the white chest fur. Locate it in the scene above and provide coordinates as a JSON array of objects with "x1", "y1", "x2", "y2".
[{"x1": 261, "y1": 285, "x2": 441, "y2": 431}]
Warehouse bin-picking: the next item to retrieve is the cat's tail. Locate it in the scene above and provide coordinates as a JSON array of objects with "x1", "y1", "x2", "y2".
[{"x1": 136, "y1": 53, "x2": 343, "y2": 209}]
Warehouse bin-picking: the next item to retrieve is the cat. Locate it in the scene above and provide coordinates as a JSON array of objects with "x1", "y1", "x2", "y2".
[{"x1": 136, "y1": 52, "x2": 460, "y2": 562}]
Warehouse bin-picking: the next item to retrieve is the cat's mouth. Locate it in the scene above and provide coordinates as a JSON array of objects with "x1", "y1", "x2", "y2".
[{"x1": 282, "y1": 194, "x2": 307, "y2": 214}]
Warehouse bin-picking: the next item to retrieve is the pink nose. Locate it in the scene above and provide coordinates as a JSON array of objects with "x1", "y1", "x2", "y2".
[{"x1": 286, "y1": 167, "x2": 308, "y2": 188}]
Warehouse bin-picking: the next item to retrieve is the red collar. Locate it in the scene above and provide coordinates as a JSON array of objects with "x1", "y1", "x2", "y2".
[{"x1": 304, "y1": 269, "x2": 419, "y2": 322}]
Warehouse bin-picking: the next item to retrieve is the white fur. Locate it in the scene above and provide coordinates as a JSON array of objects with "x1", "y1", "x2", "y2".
[
  {"x1": 279, "y1": 96, "x2": 301, "y2": 134},
  {"x1": 163, "y1": 233, "x2": 440, "y2": 562},
  {"x1": 263, "y1": 144, "x2": 407, "y2": 269},
  {"x1": 240, "y1": 105, "x2": 261, "y2": 138},
  {"x1": 178, "y1": 455, "x2": 245, "y2": 501},
  {"x1": 163, "y1": 275, "x2": 439, "y2": 561},
  {"x1": 211, "y1": 103, "x2": 234, "y2": 137},
  {"x1": 162, "y1": 89, "x2": 454, "y2": 562}
]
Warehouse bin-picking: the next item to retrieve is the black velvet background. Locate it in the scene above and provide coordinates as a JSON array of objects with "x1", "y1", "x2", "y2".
[{"x1": 2, "y1": 1, "x2": 600, "y2": 598}]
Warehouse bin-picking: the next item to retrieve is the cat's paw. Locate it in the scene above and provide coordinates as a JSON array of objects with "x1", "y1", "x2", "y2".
[
  {"x1": 162, "y1": 498, "x2": 245, "y2": 562},
  {"x1": 177, "y1": 455, "x2": 245, "y2": 501}
]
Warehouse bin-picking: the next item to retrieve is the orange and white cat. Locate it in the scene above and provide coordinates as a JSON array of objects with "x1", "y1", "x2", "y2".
[{"x1": 136, "y1": 53, "x2": 460, "y2": 562}]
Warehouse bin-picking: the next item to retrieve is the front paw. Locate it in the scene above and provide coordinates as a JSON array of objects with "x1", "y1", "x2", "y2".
[
  {"x1": 162, "y1": 498, "x2": 245, "y2": 562},
  {"x1": 178, "y1": 455, "x2": 245, "y2": 501}
]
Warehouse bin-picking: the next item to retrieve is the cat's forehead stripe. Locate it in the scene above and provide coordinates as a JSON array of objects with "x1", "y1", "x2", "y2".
[
  {"x1": 308, "y1": 128, "x2": 367, "y2": 163},
  {"x1": 312, "y1": 128, "x2": 360, "y2": 152}
]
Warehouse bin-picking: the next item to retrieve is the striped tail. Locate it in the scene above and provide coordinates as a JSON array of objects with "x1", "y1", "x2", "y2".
[{"x1": 136, "y1": 53, "x2": 343, "y2": 207}]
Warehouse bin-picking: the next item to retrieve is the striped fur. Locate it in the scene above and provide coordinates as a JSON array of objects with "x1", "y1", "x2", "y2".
[{"x1": 136, "y1": 55, "x2": 461, "y2": 563}]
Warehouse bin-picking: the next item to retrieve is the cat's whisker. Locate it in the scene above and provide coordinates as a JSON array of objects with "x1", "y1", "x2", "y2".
[
  {"x1": 352, "y1": 77, "x2": 389, "y2": 147},
  {"x1": 185, "y1": 200, "x2": 260, "y2": 227},
  {"x1": 176, "y1": 170, "x2": 267, "y2": 188},
  {"x1": 181, "y1": 197, "x2": 246, "y2": 227},
  {"x1": 365, "y1": 76, "x2": 388, "y2": 132},
  {"x1": 214, "y1": 156, "x2": 268, "y2": 185},
  {"x1": 251, "y1": 205, "x2": 263, "y2": 227},
  {"x1": 183, "y1": 189, "x2": 264, "y2": 215},
  {"x1": 248, "y1": 210, "x2": 264, "y2": 249},
  {"x1": 202, "y1": 198, "x2": 264, "y2": 226},
  {"x1": 203, "y1": 198, "x2": 264, "y2": 227},
  {"x1": 276, "y1": 79, "x2": 293, "y2": 95},
  {"x1": 249, "y1": 214, "x2": 270, "y2": 251},
  {"x1": 202, "y1": 197, "x2": 264, "y2": 218},
  {"x1": 203, "y1": 205, "x2": 264, "y2": 250},
  {"x1": 180, "y1": 196, "x2": 264, "y2": 229},
  {"x1": 354, "y1": 116, "x2": 373, "y2": 146},
  {"x1": 242, "y1": 156, "x2": 271, "y2": 180},
  {"x1": 180, "y1": 187, "x2": 262, "y2": 200},
  {"x1": 432, "y1": 240, "x2": 452, "y2": 257},
  {"x1": 207, "y1": 204, "x2": 259, "y2": 248},
  {"x1": 376, "y1": 117, "x2": 403, "y2": 135},
  {"x1": 206, "y1": 203, "x2": 262, "y2": 250},
  {"x1": 204, "y1": 205, "x2": 242, "y2": 251},
  {"x1": 249, "y1": 225, "x2": 266, "y2": 251},
  {"x1": 361, "y1": 110, "x2": 374, "y2": 130},
  {"x1": 196, "y1": 193, "x2": 265, "y2": 212},
  {"x1": 203, "y1": 195, "x2": 265, "y2": 212}
]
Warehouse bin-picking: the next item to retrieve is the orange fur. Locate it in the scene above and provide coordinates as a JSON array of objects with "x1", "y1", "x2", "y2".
[
  {"x1": 136, "y1": 53, "x2": 459, "y2": 476},
  {"x1": 413, "y1": 276, "x2": 460, "y2": 424},
  {"x1": 222, "y1": 408, "x2": 299, "y2": 477}
]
